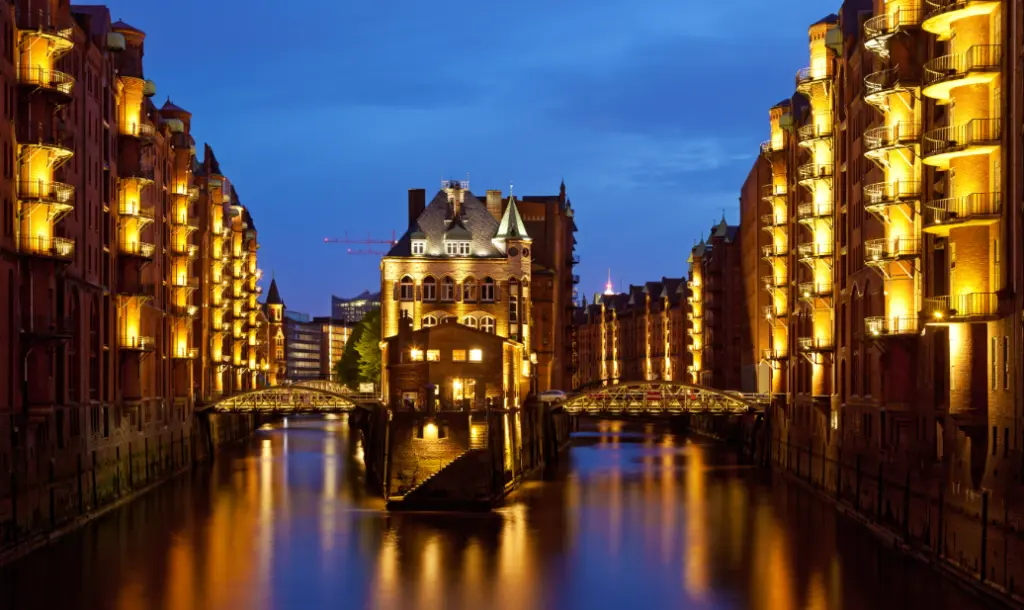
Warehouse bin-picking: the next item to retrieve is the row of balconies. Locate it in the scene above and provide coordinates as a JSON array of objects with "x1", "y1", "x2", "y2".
[{"x1": 862, "y1": 2, "x2": 1001, "y2": 56}]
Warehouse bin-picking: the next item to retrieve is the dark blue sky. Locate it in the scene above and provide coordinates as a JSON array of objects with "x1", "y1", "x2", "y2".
[{"x1": 106, "y1": 0, "x2": 832, "y2": 315}]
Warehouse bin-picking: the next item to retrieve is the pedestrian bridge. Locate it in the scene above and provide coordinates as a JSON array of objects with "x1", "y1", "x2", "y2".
[
  {"x1": 562, "y1": 381, "x2": 764, "y2": 416},
  {"x1": 207, "y1": 380, "x2": 380, "y2": 413}
]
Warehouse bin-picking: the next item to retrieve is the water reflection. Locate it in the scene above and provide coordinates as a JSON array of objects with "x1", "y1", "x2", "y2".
[{"x1": 0, "y1": 417, "x2": 988, "y2": 610}]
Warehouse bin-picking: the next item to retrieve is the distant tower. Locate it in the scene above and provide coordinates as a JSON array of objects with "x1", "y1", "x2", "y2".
[{"x1": 604, "y1": 269, "x2": 614, "y2": 296}]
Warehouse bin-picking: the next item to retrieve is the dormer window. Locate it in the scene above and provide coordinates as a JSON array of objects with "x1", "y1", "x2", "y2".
[
  {"x1": 445, "y1": 241, "x2": 470, "y2": 256},
  {"x1": 412, "y1": 240, "x2": 426, "y2": 255}
]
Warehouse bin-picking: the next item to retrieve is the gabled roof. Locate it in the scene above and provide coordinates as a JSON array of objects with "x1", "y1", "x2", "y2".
[
  {"x1": 812, "y1": 14, "x2": 839, "y2": 26},
  {"x1": 495, "y1": 195, "x2": 529, "y2": 240},
  {"x1": 160, "y1": 97, "x2": 189, "y2": 114},
  {"x1": 265, "y1": 279, "x2": 284, "y2": 306},
  {"x1": 111, "y1": 19, "x2": 142, "y2": 33},
  {"x1": 387, "y1": 190, "x2": 503, "y2": 258},
  {"x1": 445, "y1": 214, "x2": 473, "y2": 241}
]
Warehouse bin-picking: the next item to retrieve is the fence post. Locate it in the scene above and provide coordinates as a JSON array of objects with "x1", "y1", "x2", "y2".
[{"x1": 981, "y1": 490, "x2": 989, "y2": 582}]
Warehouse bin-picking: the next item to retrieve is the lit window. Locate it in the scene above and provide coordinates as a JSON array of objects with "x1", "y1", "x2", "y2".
[
  {"x1": 481, "y1": 277, "x2": 495, "y2": 302},
  {"x1": 422, "y1": 277, "x2": 436, "y2": 301},
  {"x1": 399, "y1": 276, "x2": 414, "y2": 301},
  {"x1": 462, "y1": 277, "x2": 477, "y2": 302},
  {"x1": 481, "y1": 316, "x2": 496, "y2": 334},
  {"x1": 452, "y1": 350, "x2": 467, "y2": 362},
  {"x1": 440, "y1": 276, "x2": 455, "y2": 301},
  {"x1": 412, "y1": 240, "x2": 426, "y2": 255},
  {"x1": 427, "y1": 350, "x2": 440, "y2": 362},
  {"x1": 469, "y1": 349, "x2": 482, "y2": 362},
  {"x1": 409, "y1": 349, "x2": 424, "y2": 362},
  {"x1": 445, "y1": 241, "x2": 470, "y2": 256},
  {"x1": 463, "y1": 316, "x2": 478, "y2": 328},
  {"x1": 422, "y1": 314, "x2": 438, "y2": 328}
]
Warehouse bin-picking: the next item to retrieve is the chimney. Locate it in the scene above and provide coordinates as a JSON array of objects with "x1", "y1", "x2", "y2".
[
  {"x1": 486, "y1": 190, "x2": 503, "y2": 221},
  {"x1": 408, "y1": 188, "x2": 426, "y2": 225}
]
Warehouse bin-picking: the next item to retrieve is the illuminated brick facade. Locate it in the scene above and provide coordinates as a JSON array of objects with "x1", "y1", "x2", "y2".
[
  {"x1": 0, "y1": 2, "x2": 267, "y2": 538},
  {"x1": 381, "y1": 181, "x2": 532, "y2": 408}
]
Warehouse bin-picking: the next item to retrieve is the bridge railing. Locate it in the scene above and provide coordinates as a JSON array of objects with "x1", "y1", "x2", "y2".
[{"x1": 563, "y1": 381, "x2": 761, "y2": 415}]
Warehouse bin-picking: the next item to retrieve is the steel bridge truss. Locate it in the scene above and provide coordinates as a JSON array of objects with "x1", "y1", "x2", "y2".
[
  {"x1": 210, "y1": 385, "x2": 360, "y2": 413},
  {"x1": 563, "y1": 381, "x2": 761, "y2": 416}
]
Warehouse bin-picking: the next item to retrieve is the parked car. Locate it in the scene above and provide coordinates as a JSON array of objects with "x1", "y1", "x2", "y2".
[{"x1": 537, "y1": 390, "x2": 567, "y2": 404}]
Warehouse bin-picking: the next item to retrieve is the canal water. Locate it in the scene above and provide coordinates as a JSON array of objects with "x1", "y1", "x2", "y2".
[{"x1": 0, "y1": 416, "x2": 989, "y2": 610}]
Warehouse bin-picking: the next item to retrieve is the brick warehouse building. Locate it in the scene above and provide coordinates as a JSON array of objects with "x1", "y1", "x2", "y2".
[
  {"x1": 0, "y1": 2, "x2": 268, "y2": 544},
  {"x1": 572, "y1": 3, "x2": 1024, "y2": 589}
]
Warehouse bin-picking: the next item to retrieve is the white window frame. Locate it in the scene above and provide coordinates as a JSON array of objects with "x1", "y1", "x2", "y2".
[
  {"x1": 412, "y1": 240, "x2": 426, "y2": 255},
  {"x1": 463, "y1": 316, "x2": 478, "y2": 328},
  {"x1": 440, "y1": 277, "x2": 455, "y2": 302},
  {"x1": 422, "y1": 278, "x2": 436, "y2": 301},
  {"x1": 422, "y1": 314, "x2": 438, "y2": 328},
  {"x1": 481, "y1": 278, "x2": 495, "y2": 302},
  {"x1": 399, "y1": 277, "x2": 414, "y2": 301},
  {"x1": 481, "y1": 316, "x2": 496, "y2": 334}
]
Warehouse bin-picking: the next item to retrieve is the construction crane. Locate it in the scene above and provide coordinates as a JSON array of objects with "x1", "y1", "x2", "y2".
[{"x1": 324, "y1": 231, "x2": 399, "y2": 256}]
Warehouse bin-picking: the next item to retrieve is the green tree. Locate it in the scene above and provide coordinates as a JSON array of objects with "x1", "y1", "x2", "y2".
[
  {"x1": 355, "y1": 308, "x2": 382, "y2": 383},
  {"x1": 332, "y1": 307, "x2": 381, "y2": 389}
]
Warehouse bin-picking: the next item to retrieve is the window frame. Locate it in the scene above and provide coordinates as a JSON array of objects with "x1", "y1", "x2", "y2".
[
  {"x1": 411, "y1": 240, "x2": 426, "y2": 255},
  {"x1": 399, "y1": 276, "x2": 414, "y2": 301},
  {"x1": 422, "y1": 276, "x2": 437, "y2": 301}
]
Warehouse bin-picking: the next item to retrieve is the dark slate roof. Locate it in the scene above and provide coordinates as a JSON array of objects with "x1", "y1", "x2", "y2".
[
  {"x1": 387, "y1": 190, "x2": 503, "y2": 258},
  {"x1": 111, "y1": 19, "x2": 142, "y2": 33},
  {"x1": 160, "y1": 97, "x2": 189, "y2": 114},
  {"x1": 445, "y1": 215, "x2": 473, "y2": 240},
  {"x1": 812, "y1": 14, "x2": 839, "y2": 26},
  {"x1": 772, "y1": 99, "x2": 791, "y2": 109},
  {"x1": 205, "y1": 144, "x2": 222, "y2": 176},
  {"x1": 661, "y1": 277, "x2": 684, "y2": 304},
  {"x1": 265, "y1": 279, "x2": 284, "y2": 306}
]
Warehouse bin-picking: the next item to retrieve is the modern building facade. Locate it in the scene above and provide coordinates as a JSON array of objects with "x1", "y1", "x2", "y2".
[
  {"x1": 0, "y1": 2, "x2": 267, "y2": 544},
  {"x1": 330, "y1": 290, "x2": 379, "y2": 324},
  {"x1": 380, "y1": 180, "x2": 532, "y2": 409},
  {"x1": 284, "y1": 312, "x2": 321, "y2": 381}
]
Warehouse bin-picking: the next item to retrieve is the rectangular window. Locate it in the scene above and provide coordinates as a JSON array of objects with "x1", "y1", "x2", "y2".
[
  {"x1": 445, "y1": 241, "x2": 458, "y2": 255},
  {"x1": 427, "y1": 350, "x2": 440, "y2": 362},
  {"x1": 412, "y1": 240, "x2": 425, "y2": 255},
  {"x1": 459, "y1": 241, "x2": 470, "y2": 255},
  {"x1": 469, "y1": 349, "x2": 483, "y2": 362},
  {"x1": 409, "y1": 349, "x2": 424, "y2": 362},
  {"x1": 452, "y1": 350, "x2": 467, "y2": 362},
  {"x1": 992, "y1": 426, "x2": 998, "y2": 456}
]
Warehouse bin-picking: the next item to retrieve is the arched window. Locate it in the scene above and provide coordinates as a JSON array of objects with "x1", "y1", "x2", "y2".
[
  {"x1": 423, "y1": 314, "x2": 438, "y2": 328},
  {"x1": 422, "y1": 276, "x2": 437, "y2": 301},
  {"x1": 508, "y1": 277, "x2": 519, "y2": 323},
  {"x1": 462, "y1": 277, "x2": 477, "y2": 302},
  {"x1": 399, "y1": 276, "x2": 414, "y2": 301},
  {"x1": 481, "y1": 316, "x2": 496, "y2": 334},
  {"x1": 481, "y1": 277, "x2": 495, "y2": 302},
  {"x1": 440, "y1": 276, "x2": 455, "y2": 302},
  {"x1": 463, "y1": 316, "x2": 478, "y2": 328}
]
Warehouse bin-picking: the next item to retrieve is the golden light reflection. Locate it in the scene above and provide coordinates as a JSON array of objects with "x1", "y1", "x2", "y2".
[{"x1": 683, "y1": 441, "x2": 708, "y2": 601}]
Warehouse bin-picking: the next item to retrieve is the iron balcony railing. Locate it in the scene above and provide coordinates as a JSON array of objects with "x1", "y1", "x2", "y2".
[
  {"x1": 122, "y1": 122, "x2": 156, "y2": 140},
  {"x1": 169, "y1": 243, "x2": 198, "y2": 258},
  {"x1": 796, "y1": 65, "x2": 832, "y2": 88},
  {"x1": 763, "y1": 348, "x2": 789, "y2": 360},
  {"x1": 762, "y1": 305, "x2": 788, "y2": 319},
  {"x1": 865, "y1": 237, "x2": 921, "y2": 261},
  {"x1": 797, "y1": 163, "x2": 833, "y2": 183},
  {"x1": 17, "y1": 66, "x2": 75, "y2": 96},
  {"x1": 863, "y1": 121, "x2": 921, "y2": 154},
  {"x1": 863, "y1": 7, "x2": 923, "y2": 43},
  {"x1": 172, "y1": 347, "x2": 199, "y2": 360},
  {"x1": 762, "y1": 243, "x2": 788, "y2": 258},
  {"x1": 797, "y1": 242, "x2": 833, "y2": 260},
  {"x1": 760, "y1": 139, "x2": 785, "y2": 158},
  {"x1": 20, "y1": 235, "x2": 74, "y2": 260},
  {"x1": 798, "y1": 336, "x2": 834, "y2": 352},
  {"x1": 762, "y1": 274, "x2": 788, "y2": 289},
  {"x1": 21, "y1": 314, "x2": 74, "y2": 337},
  {"x1": 169, "y1": 303, "x2": 198, "y2": 317},
  {"x1": 799, "y1": 281, "x2": 834, "y2": 298},
  {"x1": 925, "y1": 192, "x2": 1002, "y2": 227},
  {"x1": 118, "y1": 203, "x2": 155, "y2": 222},
  {"x1": 923, "y1": 45, "x2": 1002, "y2": 87},
  {"x1": 863, "y1": 180, "x2": 921, "y2": 208},
  {"x1": 923, "y1": 118, "x2": 1001, "y2": 159},
  {"x1": 119, "y1": 239, "x2": 155, "y2": 258},
  {"x1": 17, "y1": 180, "x2": 74, "y2": 205},
  {"x1": 864, "y1": 67, "x2": 908, "y2": 102},
  {"x1": 797, "y1": 202, "x2": 833, "y2": 222},
  {"x1": 120, "y1": 335, "x2": 155, "y2": 351},
  {"x1": 798, "y1": 122, "x2": 833, "y2": 145},
  {"x1": 865, "y1": 315, "x2": 918, "y2": 336},
  {"x1": 761, "y1": 184, "x2": 787, "y2": 201},
  {"x1": 924, "y1": 0, "x2": 1001, "y2": 27},
  {"x1": 761, "y1": 213, "x2": 785, "y2": 228},
  {"x1": 122, "y1": 165, "x2": 156, "y2": 182},
  {"x1": 925, "y1": 293, "x2": 999, "y2": 321}
]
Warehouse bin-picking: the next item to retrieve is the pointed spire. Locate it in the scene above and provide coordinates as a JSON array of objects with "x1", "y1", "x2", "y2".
[
  {"x1": 265, "y1": 278, "x2": 284, "y2": 306},
  {"x1": 604, "y1": 269, "x2": 614, "y2": 296},
  {"x1": 495, "y1": 195, "x2": 529, "y2": 240}
]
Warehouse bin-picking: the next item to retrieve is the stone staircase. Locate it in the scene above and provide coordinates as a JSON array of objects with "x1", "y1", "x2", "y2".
[{"x1": 387, "y1": 448, "x2": 493, "y2": 510}]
